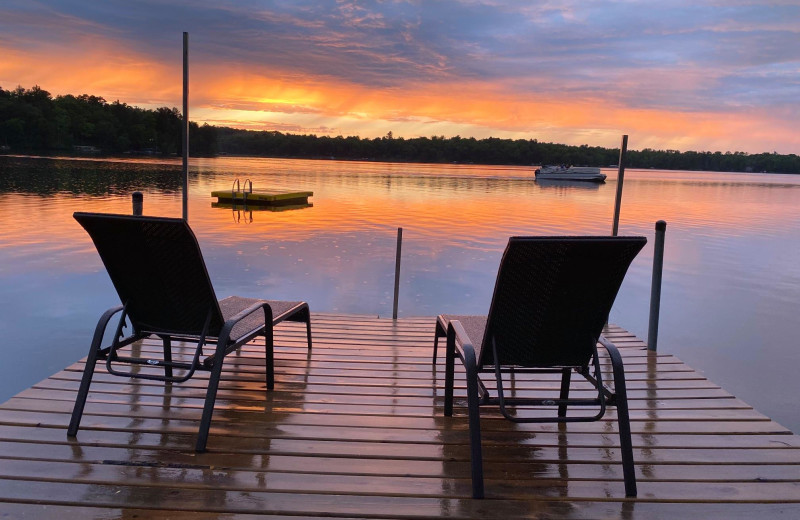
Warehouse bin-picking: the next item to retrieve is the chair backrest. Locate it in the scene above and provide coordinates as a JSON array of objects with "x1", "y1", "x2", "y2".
[
  {"x1": 74, "y1": 212, "x2": 225, "y2": 337},
  {"x1": 479, "y1": 236, "x2": 646, "y2": 368}
]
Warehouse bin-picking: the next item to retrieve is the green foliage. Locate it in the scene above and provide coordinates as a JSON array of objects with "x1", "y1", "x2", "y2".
[
  {"x1": 625, "y1": 148, "x2": 800, "y2": 174},
  {"x1": 1, "y1": 86, "x2": 798, "y2": 173},
  {"x1": 0, "y1": 85, "x2": 216, "y2": 156}
]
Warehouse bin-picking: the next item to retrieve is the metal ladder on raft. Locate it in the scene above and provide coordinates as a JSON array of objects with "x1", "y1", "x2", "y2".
[{"x1": 230, "y1": 178, "x2": 253, "y2": 223}]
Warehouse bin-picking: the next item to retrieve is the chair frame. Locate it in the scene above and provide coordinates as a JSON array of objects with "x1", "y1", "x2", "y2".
[
  {"x1": 437, "y1": 320, "x2": 636, "y2": 498},
  {"x1": 67, "y1": 212, "x2": 312, "y2": 452},
  {"x1": 433, "y1": 236, "x2": 643, "y2": 499}
]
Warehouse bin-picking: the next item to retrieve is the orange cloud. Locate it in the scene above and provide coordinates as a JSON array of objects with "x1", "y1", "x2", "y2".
[
  {"x1": 0, "y1": 39, "x2": 181, "y2": 106},
  {"x1": 3, "y1": 37, "x2": 797, "y2": 155},
  {"x1": 190, "y1": 65, "x2": 799, "y2": 153}
]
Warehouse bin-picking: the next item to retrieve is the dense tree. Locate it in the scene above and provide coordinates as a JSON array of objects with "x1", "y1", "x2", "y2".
[
  {"x1": 1, "y1": 85, "x2": 798, "y2": 174},
  {"x1": 0, "y1": 85, "x2": 216, "y2": 157}
]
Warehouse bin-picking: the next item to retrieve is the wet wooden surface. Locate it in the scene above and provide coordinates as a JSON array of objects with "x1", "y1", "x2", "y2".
[{"x1": 0, "y1": 314, "x2": 798, "y2": 518}]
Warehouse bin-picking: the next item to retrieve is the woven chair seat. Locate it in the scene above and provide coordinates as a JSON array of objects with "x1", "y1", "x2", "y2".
[
  {"x1": 437, "y1": 315, "x2": 487, "y2": 362},
  {"x1": 221, "y1": 296, "x2": 305, "y2": 343}
]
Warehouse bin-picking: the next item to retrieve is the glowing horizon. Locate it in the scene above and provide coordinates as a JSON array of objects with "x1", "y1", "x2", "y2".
[{"x1": 1, "y1": 1, "x2": 798, "y2": 155}]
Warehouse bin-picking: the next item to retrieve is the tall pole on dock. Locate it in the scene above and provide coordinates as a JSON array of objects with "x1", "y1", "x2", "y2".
[
  {"x1": 648, "y1": 220, "x2": 667, "y2": 351},
  {"x1": 392, "y1": 227, "x2": 403, "y2": 320},
  {"x1": 182, "y1": 32, "x2": 189, "y2": 221},
  {"x1": 612, "y1": 134, "x2": 628, "y2": 236}
]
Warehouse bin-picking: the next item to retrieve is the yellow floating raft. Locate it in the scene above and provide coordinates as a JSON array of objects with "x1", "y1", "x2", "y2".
[{"x1": 211, "y1": 189, "x2": 313, "y2": 207}]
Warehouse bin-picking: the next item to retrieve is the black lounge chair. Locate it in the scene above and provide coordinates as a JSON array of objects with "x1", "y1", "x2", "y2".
[
  {"x1": 433, "y1": 236, "x2": 646, "y2": 498},
  {"x1": 68, "y1": 212, "x2": 312, "y2": 452}
]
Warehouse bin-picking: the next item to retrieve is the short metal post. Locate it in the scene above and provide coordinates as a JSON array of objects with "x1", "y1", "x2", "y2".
[
  {"x1": 647, "y1": 220, "x2": 667, "y2": 351},
  {"x1": 612, "y1": 135, "x2": 628, "y2": 236},
  {"x1": 392, "y1": 227, "x2": 403, "y2": 320},
  {"x1": 132, "y1": 191, "x2": 143, "y2": 216}
]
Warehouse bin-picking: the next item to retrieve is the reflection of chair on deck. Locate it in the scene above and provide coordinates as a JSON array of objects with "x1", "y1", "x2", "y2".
[
  {"x1": 433, "y1": 236, "x2": 646, "y2": 498},
  {"x1": 68, "y1": 212, "x2": 312, "y2": 452}
]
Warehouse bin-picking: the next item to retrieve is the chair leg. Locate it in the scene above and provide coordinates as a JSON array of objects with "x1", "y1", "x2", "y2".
[
  {"x1": 265, "y1": 320, "x2": 275, "y2": 391},
  {"x1": 614, "y1": 370, "x2": 637, "y2": 497},
  {"x1": 603, "y1": 341, "x2": 638, "y2": 497},
  {"x1": 444, "y1": 325, "x2": 456, "y2": 416},
  {"x1": 162, "y1": 336, "x2": 173, "y2": 379},
  {"x1": 289, "y1": 305, "x2": 312, "y2": 350},
  {"x1": 465, "y1": 359, "x2": 485, "y2": 499},
  {"x1": 196, "y1": 342, "x2": 227, "y2": 452},
  {"x1": 68, "y1": 337, "x2": 102, "y2": 437},
  {"x1": 68, "y1": 307, "x2": 122, "y2": 437},
  {"x1": 616, "y1": 395, "x2": 637, "y2": 497},
  {"x1": 558, "y1": 368, "x2": 571, "y2": 418},
  {"x1": 304, "y1": 308, "x2": 313, "y2": 351},
  {"x1": 445, "y1": 321, "x2": 484, "y2": 498},
  {"x1": 433, "y1": 319, "x2": 445, "y2": 363}
]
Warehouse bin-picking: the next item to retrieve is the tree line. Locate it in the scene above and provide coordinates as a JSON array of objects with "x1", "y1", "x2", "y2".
[
  {"x1": 0, "y1": 85, "x2": 216, "y2": 156},
  {"x1": 2, "y1": 85, "x2": 798, "y2": 173}
]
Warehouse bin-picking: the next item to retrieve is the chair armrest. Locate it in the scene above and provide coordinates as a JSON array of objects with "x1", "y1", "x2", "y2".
[
  {"x1": 597, "y1": 334, "x2": 621, "y2": 361},
  {"x1": 448, "y1": 320, "x2": 478, "y2": 369},
  {"x1": 204, "y1": 301, "x2": 275, "y2": 369},
  {"x1": 597, "y1": 335, "x2": 626, "y2": 404},
  {"x1": 94, "y1": 305, "x2": 125, "y2": 352},
  {"x1": 219, "y1": 300, "x2": 273, "y2": 344}
]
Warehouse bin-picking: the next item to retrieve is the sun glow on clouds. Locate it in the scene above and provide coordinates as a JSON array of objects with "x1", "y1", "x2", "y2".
[
  {"x1": 189, "y1": 65, "x2": 800, "y2": 154},
  {"x1": 0, "y1": 41, "x2": 180, "y2": 107},
  {"x1": 1, "y1": 1, "x2": 799, "y2": 154},
  {"x1": 3, "y1": 37, "x2": 797, "y2": 154}
]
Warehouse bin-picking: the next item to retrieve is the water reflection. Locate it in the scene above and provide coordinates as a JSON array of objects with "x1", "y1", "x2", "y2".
[
  {"x1": 0, "y1": 156, "x2": 182, "y2": 195},
  {"x1": 1, "y1": 155, "x2": 799, "y2": 437},
  {"x1": 210, "y1": 202, "x2": 314, "y2": 226},
  {"x1": 69, "y1": 332, "x2": 316, "y2": 514},
  {"x1": 535, "y1": 178, "x2": 602, "y2": 191}
]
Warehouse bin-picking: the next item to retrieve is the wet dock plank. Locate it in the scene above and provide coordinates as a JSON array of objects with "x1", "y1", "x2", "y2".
[{"x1": 0, "y1": 315, "x2": 798, "y2": 518}]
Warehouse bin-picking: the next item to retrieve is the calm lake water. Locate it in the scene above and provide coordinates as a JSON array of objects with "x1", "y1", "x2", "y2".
[{"x1": 1, "y1": 155, "x2": 799, "y2": 433}]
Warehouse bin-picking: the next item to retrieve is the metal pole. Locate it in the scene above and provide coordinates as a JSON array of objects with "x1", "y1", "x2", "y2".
[
  {"x1": 647, "y1": 220, "x2": 667, "y2": 351},
  {"x1": 392, "y1": 227, "x2": 403, "y2": 320},
  {"x1": 182, "y1": 32, "x2": 189, "y2": 221},
  {"x1": 612, "y1": 134, "x2": 628, "y2": 236},
  {"x1": 132, "y1": 191, "x2": 143, "y2": 216}
]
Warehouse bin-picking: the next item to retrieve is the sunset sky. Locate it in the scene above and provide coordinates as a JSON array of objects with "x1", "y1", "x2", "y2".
[{"x1": 1, "y1": 1, "x2": 798, "y2": 154}]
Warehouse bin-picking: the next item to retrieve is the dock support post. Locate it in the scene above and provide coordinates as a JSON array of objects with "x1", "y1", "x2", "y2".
[
  {"x1": 392, "y1": 227, "x2": 403, "y2": 320},
  {"x1": 612, "y1": 134, "x2": 628, "y2": 236},
  {"x1": 132, "y1": 192, "x2": 143, "y2": 216},
  {"x1": 648, "y1": 220, "x2": 667, "y2": 351},
  {"x1": 182, "y1": 31, "x2": 189, "y2": 221}
]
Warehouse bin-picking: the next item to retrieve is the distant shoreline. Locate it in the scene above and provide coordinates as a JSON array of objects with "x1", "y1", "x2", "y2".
[
  {"x1": 2, "y1": 152, "x2": 797, "y2": 176},
  {"x1": 3, "y1": 86, "x2": 799, "y2": 174}
]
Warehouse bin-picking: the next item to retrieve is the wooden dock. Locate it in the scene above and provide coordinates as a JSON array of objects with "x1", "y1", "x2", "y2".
[{"x1": 0, "y1": 314, "x2": 798, "y2": 518}]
